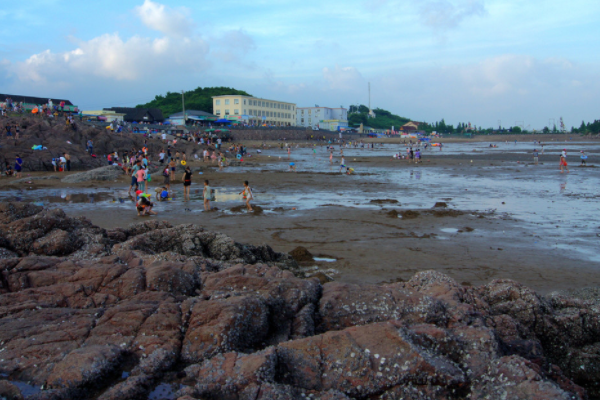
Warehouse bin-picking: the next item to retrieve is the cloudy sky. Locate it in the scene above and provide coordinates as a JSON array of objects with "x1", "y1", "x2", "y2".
[{"x1": 1, "y1": 0, "x2": 599, "y2": 129}]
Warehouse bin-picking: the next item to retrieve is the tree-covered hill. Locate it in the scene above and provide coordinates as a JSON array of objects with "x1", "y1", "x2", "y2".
[
  {"x1": 348, "y1": 105, "x2": 411, "y2": 130},
  {"x1": 137, "y1": 87, "x2": 252, "y2": 116}
]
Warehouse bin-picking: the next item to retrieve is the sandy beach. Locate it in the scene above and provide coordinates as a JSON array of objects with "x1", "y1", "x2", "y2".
[{"x1": 3, "y1": 136, "x2": 599, "y2": 294}]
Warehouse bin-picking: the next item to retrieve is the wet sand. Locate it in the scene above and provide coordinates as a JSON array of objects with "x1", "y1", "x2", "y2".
[{"x1": 2, "y1": 138, "x2": 599, "y2": 294}]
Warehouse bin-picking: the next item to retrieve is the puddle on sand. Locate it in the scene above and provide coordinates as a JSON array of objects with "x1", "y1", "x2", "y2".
[
  {"x1": 440, "y1": 228, "x2": 459, "y2": 234},
  {"x1": 314, "y1": 257, "x2": 337, "y2": 262}
]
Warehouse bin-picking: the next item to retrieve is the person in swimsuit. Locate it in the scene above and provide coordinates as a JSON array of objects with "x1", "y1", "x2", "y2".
[
  {"x1": 559, "y1": 155, "x2": 569, "y2": 173},
  {"x1": 169, "y1": 159, "x2": 176, "y2": 181},
  {"x1": 203, "y1": 180, "x2": 211, "y2": 211},
  {"x1": 239, "y1": 180, "x2": 253, "y2": 211},
  {"x1": 182, "y1": 166, "x2": 192, "y2": 201}
]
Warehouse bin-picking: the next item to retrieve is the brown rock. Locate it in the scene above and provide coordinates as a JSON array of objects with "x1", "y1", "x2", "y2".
[
  {"x1": 46, "y1": 345, "x2": 123, "y2": 389},
  {"x1": 182, "y1": 295, "x2": 269, "y2": 363},
  {"x1": 184, "y1": 348, "x2": 277, "y2": 399},
  {"x1": 289, "y1": 246, "x2": 314, "y2": 262},
  {"x1": 0, "y1": 380, "x2": 24, "y2": 400},
  {"x1": 277, "y1": 321, "x2": 466, "y2": 398}
]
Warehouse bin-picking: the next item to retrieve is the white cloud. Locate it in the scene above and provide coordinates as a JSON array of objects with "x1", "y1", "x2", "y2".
[
  {"x1": 419, "y1": 0, "x2": 487, "y2": 31},
  {"x1": 10, "y1": 33, "x2": 209, "y2": 83},
  {"x1": 134, "y1": 0, "x2": 194, "y2": 37},
  {"x1": 211, "y1": 29, "x2": 257, "y2": 63},
  {"x1": 322, "y1": 65, "x2": 365, "y2": 91},
  {"x1": 374, "y1": 54, "x2": 600, "y2": 128}
]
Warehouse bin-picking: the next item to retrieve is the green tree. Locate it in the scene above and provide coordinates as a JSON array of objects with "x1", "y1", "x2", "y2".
[
  {"x1": 512, "y1": 126, "x2": 522, "y2": 133},
  {"x1": 543, "y1": 126, "x2": 550, "y2": 133},
  {"x1": 137, "y1": 86, "x2": 252, "y2": 116}
]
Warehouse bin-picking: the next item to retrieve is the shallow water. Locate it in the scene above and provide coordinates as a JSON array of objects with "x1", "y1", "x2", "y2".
[{"x1": 1, "y1": 141, "x2": 599, "y2": 265}]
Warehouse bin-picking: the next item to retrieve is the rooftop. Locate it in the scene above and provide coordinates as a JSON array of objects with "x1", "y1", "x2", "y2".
[{"x1": 1, "y1": 93, "x2": 74, "y2": 106}]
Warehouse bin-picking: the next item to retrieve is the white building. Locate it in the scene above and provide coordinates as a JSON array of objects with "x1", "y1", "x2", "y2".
[
  {"x1": 296, "y1": 107, "x2": 348, "y2": 130},
  {"x1": 212, "y1": 95, "x2": 296, "y2": 126}
]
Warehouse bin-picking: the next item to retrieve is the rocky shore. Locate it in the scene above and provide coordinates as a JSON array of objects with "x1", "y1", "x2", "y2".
[{"x1": 0, "y1": 202, "x2": 599, "y2": 400}]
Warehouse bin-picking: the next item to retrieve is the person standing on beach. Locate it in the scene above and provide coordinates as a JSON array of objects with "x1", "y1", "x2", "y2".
[
  {"x1": 203, "y1": 180, "x2": 211, "y2": 211},
  {"x1": 533, "y1": 149, "x2": 539, "y2": 165},
  {"x1": 559, "y1": 153, "x2": 569, "y2": 174},
  {"x1": 580, "y1": 151, "x2": 587, "y2": 166},
  {"x1": 59, "y1": 154, "x2": 66, "y2": 171},
  {"x1": 339, "y1": 156, "x2": 346, "y2": 172},
  {"x1": 239, "y1": 180, "x2": 253, "y2": 211},
  {"x1": 162, "y1": 165, "x2": 171, "y2": 191},
  {"x1": 136, "y1": 165, "x2": 147, "y2": 193},
  {"x1": 14, "y1": 155, "x2": 22, "y2": 178},
  {"x1": 182, "y1": 166, "x2": 192, "y2": 201},
  {"x1": 169, "y1": 158, "x2": 176, "y2": 181},
  {"x1": 64, "y1": 152, "x2": 71, "y2": 171},
  {"x1": 128, "y1": 160, "x2": 141, "y2": 195}
]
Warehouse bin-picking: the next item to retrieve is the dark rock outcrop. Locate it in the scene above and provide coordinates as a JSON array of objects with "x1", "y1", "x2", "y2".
[{"x1": 0, "y1": 203, "x2": 598, "y2": 400}]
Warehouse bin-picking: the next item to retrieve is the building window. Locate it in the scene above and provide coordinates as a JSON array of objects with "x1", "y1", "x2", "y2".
[
  {"x1": 225, "y1": 99, "x2": 230, "y2": 105},
  {"x1": 243, "y1": 109, "x2": 247, "y2": 114},
  {"x1": 234, "y1": 109, "x2": 239, "y2": 115},
  {"x1": 234, "y1": 99, "x2": 239, "y2": 105},
  {"x1": 243, "y1": 99, "x2": 247, "y2": 105},
  {"x1": 301, "y1": 119, "x2": 304, "y2": 123},
  {"x1": 216, "y1": 110, "x2": 221, "y2": 115},
  {"x1": 216, "y1": 100, "x2": 221, "y2": 105},
  {"x1": 308, "y1": 110, "x2": 311, "y2": 115},
  {"x1": 225, "y1": 109, "x2": 230, "y2": 115},
  {"x1": 262, "y1": 101, "x2": 265, "y2": 107}
]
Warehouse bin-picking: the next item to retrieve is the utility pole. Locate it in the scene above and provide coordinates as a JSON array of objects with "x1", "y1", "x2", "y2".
[
  {"x1": 368, "y1": 83, "x2": 371, "y2": 118},
  {"x1": 181, "y1": 90, "x2": 186, "y2": 126}
]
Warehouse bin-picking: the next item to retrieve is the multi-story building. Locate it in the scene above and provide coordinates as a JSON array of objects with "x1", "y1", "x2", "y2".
[
  {"x1": 212, "y1": 95, "x2": 296, "y2": 126},
  {"x1": 296, "y1": 107, "x2": 348, "y2": 130}
]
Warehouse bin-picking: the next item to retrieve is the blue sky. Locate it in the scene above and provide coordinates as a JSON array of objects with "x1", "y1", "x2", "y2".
[{"x1": 1, "y1": 0, "x2": 599, "y2": 129}]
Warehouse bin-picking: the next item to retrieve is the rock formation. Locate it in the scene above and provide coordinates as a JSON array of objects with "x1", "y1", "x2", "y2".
[
  {"x1": 0, "y1": 116, "x2": 203, "y2": 172},
  {"x1": 0, "y1": 202, "x2": 598, "y2": 400}
]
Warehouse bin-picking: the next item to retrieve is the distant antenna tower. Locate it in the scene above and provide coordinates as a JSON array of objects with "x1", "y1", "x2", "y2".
[
  {"x1": 368, "y1": 82, "x2": 375, "y2": 118},
  {"x1": 368, "y1": 83, "x2": 371, "y2": 117},
  {"x1": 559, "y1": 117, "x2": 565, "y2": 132}
]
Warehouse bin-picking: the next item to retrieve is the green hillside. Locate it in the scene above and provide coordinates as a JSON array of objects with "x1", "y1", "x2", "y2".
[
  {"x1": 137, "y1": 87, "x2": 252, "y2": 116},
  {"x1": 348, "y1": 105, "x2": 411, "y2": 130}
]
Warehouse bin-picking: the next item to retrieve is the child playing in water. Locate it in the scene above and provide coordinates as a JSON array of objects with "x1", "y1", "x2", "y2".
[
  {"x1": 289, "y1": 162, "x2": 296, "y2": 172},
  {"x1": 559, "y1": 154, "x2": 569, "y2": 173},
  {"x1": 581, "y1": 151, "x2": 588, "y2": 166},
  {"x1": 239, "y1": 180, "x2": 253, "y2": 211},
  {"x1": 203, "y1": 180, "x2": 211, "y2": 211}
]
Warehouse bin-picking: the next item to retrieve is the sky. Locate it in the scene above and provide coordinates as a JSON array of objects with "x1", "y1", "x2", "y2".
[{"x1": 1, "y1": 0, "x2": 599, "y2": 129}]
